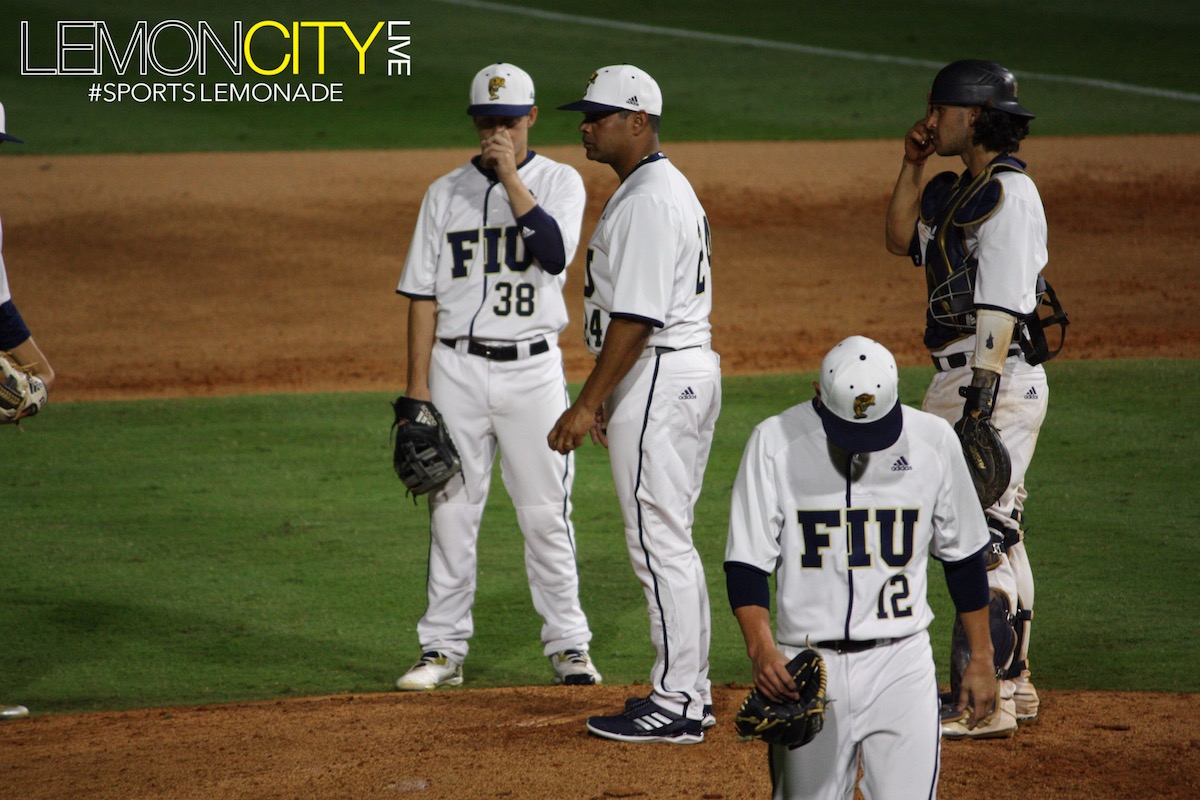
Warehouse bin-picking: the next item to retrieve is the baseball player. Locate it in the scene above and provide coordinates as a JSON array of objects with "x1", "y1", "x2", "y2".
[
  {"x1": 549, "y1": 64, "x2": 721, "y2": 743},
  {"x1": 1, "y1": 100, "x2": 51, "y2": 722},
  {"x1": 885, "y1": 60, "x2": 1051, "y2": 737},
  {"x1": 393, "y1": 63, "x2": 600, "y2": 690},
  {"x1": 726, "y1": 336, "x2": 997, "y2": 799},
  {"x1": 0, "y1": 100, "x2": 54, "y2": 428}
]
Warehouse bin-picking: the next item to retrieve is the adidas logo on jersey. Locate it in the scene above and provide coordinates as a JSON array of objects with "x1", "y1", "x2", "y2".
[
  {"x1": 891, "y1": 456, "x2": 912, "y2": 472},
  {"x1": 679, "y1": 387, "x2": 697, "y2": 400},
  {"x1": 1024, "y1": 387, "x2": 1039, "y2": 400}
]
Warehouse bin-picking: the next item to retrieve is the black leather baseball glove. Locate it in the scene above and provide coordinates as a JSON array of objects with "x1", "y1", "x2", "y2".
[
  {"x1": 954, "y1": 381, "x2": 1012, "y2": 508},
  {"x1": 734, "y1": 648, "x2": 828, "y2": 749},
  {"x1": 391, "y1": 396, "x2": 461, "y2": 496}
]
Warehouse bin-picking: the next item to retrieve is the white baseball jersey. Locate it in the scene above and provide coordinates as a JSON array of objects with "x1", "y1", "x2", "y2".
[
  {"x1": 727, "y1": 400, "x2": 990, "y2": 646},
  {"x1": 397, "y1": 151, "x2": 585, "y2": 341},
  {"x1": 582, "y1": 153, "x2": 712, "y2": 354}
]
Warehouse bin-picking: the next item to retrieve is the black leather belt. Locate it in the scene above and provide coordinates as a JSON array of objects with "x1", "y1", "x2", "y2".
[
  {"x1": 440, "y1": 337, "x2": 549, "y2": 361},
  {"x1": 931, "y1": 346, "x2": 1022, "y2": 372},
  {"x1": 815, "y1": 638, "x2": 894, "y2": 654}
]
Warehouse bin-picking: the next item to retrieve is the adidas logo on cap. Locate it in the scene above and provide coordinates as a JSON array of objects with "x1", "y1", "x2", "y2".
[{"x1": 627, "y1": 95, "x2": 639, "y2": 105}]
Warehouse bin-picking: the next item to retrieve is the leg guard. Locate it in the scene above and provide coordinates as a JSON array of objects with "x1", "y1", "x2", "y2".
[
  {"x1": 948, "y1": 588, "x2": 1017, "y2": 698},
  {"x1": 1003, "y1": 605, "x2": 1032, "y2": 680}
]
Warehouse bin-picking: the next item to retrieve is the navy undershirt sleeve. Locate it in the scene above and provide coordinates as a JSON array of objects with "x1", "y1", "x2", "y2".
[
  {"x1": 942, "y1": 546, "x2": 990, "y2": 613},
  {"x1": 0, "y1": 300, "x2": 31, "y2": 351},
  {"x1": 724, "y1": 561, "x2": 771, "y2": 611},
  {"x1": 515, "y1": 205, "x2": 567, "y2": 275}
]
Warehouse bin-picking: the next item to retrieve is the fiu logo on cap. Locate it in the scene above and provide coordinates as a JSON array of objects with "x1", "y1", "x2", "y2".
[
  {"x1": 587, "y1": 71, "x2": 598, "y2": 85},
  {"x1": 1013, "y1": 80, "x2": 1020, "y2": 98},
  {"x1": 853, "y1": 393, "x2": 876, "y2": 420},
  {"x1": 488, "y1": 76, "x2": 505, "y2": 100}
]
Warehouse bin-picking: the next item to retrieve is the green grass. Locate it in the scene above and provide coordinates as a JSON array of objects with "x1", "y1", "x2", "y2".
[
  {"x1": 3, "y1": 360, "x2": 1197, "y2": 714},
  {"x1": 0, "y1": 0, "x2": 1197, "y2": 154}
]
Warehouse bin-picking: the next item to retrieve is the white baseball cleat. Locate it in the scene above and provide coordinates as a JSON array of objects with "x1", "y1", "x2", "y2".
[
  {"x1": 1012, "y1": 673, "x2": 1040, "y2": 725},
  {"x1": 1, "y1": 705, "x2": 30, "y2": 721},
  {"x1": 550, "y1": 649, "x2": 602, "y2": 685},
  {"x1": 941, "y1": 695, "x2": 1018, "y2": 740},
  {"x1": 394, "y1": 651, "x2": 463, "y2": 691}
]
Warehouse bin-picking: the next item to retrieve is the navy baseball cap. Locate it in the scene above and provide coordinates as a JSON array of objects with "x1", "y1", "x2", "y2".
[
  {"x1": 0, "y1": 102, "x2": 23, "y2": 143},
  {"x1": 815, "y1": 336, "x2": 903, "y2": 454},
  {"x1": 467, "y1": 63, "x2": 535, "y2": 117}
]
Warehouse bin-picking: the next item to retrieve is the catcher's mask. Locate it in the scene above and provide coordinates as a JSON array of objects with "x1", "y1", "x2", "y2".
[{"x1": 929, "y1": 60, "x2": 1034, "y2": 120}]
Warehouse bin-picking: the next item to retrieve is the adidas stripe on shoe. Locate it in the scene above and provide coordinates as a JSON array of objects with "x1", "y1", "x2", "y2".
[
  {"x1": 624, "y1": 695, "x2": 715, "y2": 728},
  {"x1": 589, "y1": 699, "x2": 704, "y2": 744}
]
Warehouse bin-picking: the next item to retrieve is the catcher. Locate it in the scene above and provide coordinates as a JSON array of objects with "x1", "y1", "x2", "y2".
[
  {"x1": 726, "y1": 336, "x2": 998, "y2": 799},
  {"x1": 885, "y1": 59, "x2": 1067, "y2": 737}
]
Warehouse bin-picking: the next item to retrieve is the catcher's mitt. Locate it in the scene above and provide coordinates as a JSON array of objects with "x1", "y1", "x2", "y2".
[
  {"x1": 734, "y1": 648, "x2": 828, "y2": 749},
  {"x1": 391, "y1": 396, "x2": 461, "y2": 496},
  {"x1": 954, "y1": 414, "x2": 1011, "y2": 508},
  {"x1": 0, "y1": 353, "x2": 47, "y2": 425}
]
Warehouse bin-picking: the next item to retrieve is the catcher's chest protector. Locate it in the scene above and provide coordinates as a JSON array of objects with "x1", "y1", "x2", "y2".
[{"x1": 917, "y1": 155, "x2": 1027, "y2": 350}]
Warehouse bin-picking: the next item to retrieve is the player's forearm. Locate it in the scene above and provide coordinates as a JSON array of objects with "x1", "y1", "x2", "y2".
[
  {"x1": 885, "y1": 165, "x2": 922, "y2": 255},
  {"x1": 7, "y1": 336, "x2": 54, "y2": 389},
  {"x1": 405, "y1": 299, "x2": 437, "y2": 400},
  {"x1": 957, "y1": 606, "x2": 995, "y2": 670},
  {"x1": 574, "y1": 318, "x2": 651, "y2": 414},
  {"x1": 498, "y1": 172, "x2": 537, "y2": 219},
  {"x1": 732, "y1": 604, "x2": 776, "y2": 661},
  {"x1": 972, "y1": 309, "x2": 1017, "y2": 374}
]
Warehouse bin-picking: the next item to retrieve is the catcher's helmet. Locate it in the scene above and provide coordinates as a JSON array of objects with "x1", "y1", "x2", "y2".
[{"x1": 929, "y1": 60, "x2": 1034, "y2": 120}]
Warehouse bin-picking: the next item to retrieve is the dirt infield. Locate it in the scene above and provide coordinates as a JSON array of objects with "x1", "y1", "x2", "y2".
[{"x1": 2, "y1": 137, "x2": 1199, "y2": 798}]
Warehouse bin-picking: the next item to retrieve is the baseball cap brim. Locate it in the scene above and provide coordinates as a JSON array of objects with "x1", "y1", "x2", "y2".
[
  {"x1": 0, "y1": 132, "x2": 23, "y2": 143},
  {"x1": 467, "y1": 103, "x2": 533, "y2": 117},
  {"x1": 815, "y1": 397, "x2": 903, "y2": 454},
  {"x1": 557, "y1": 99, "x2": 624, "y2": 113}
]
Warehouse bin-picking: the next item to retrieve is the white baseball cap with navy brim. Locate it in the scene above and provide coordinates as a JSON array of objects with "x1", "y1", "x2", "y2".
[
  {"x1": 0, "y1": 102, "x2": 23, "y2": 143},
  {"x1": 467, "y1": 63, "x2": 536, "y2": 117},
  {"x1": 558, "y1": 64, "x2": 662, "y2": 116},
  {"x1": 815, "y1": 335, "x2": 903, "y2": 453}
]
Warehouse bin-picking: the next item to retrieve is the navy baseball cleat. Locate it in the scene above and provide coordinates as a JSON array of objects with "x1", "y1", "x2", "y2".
[
  {"x1": 588, "y1": 699, "x2": 704, "y2": 744},
  {"x1": 624, "y1": 695, "x2": 716, "y2": 728}
]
